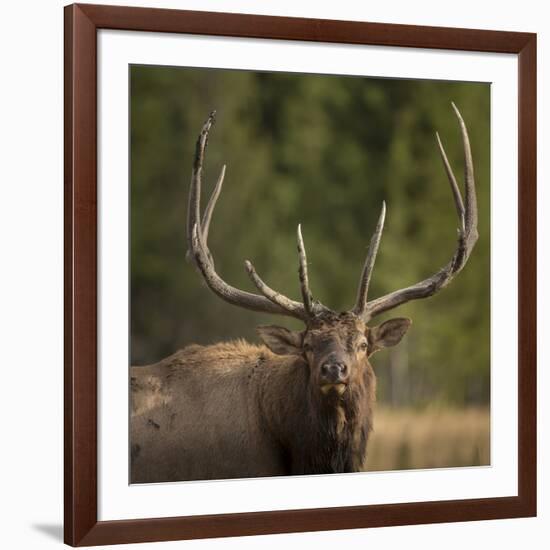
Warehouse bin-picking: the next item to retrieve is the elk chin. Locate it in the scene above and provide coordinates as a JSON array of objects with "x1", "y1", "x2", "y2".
[{"x1": 320, "y1": 383, "x2": 347, "y2": 397}]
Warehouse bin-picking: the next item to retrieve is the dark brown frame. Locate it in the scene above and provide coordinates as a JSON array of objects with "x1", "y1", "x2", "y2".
[{"x1": 64, "y1": 3, "x2": 537, "y2": 546}]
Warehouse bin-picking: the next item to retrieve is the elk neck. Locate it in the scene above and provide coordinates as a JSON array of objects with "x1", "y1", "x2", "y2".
[{"x1": 256, "y1": 349, "x2": 376, "y2": 475}]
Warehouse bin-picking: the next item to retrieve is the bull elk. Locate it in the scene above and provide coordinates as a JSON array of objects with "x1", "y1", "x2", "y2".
[{"x1": 131, "y1": 104, "x2": 478, "y2": 483}]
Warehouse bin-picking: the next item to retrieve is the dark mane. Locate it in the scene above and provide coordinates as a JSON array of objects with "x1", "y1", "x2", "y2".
[{"x1": 259, "y1": 347, "x2": 376, "y2": 476}]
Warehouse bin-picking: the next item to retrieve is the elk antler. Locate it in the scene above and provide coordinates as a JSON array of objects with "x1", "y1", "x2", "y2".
[
  {"x1": 355, "y1": 102, "x2": 478, "y2": 321},
  {"x1": 188, "y1": 105, "x2": 477, "y2": 325},
  {"x1": 187, "y1": 112, "x2": 329, "y2": 321},
  {"x1": 352, "y1": 201, "x2": 386, "y2": 317}
]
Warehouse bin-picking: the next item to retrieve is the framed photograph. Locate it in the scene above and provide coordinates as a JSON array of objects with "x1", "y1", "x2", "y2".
[{"x1": 64, "y1": 3, "x2": 537, "y2": 546}]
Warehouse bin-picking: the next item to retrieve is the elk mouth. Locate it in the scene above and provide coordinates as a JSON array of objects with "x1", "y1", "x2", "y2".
[{"x1": 320, "y1": 383, "x2": 347, "y2": 396}]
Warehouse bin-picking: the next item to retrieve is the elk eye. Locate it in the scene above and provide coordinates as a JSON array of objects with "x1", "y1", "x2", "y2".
[{"x1": 359, "y1": 341, "x2": 368, "y2": 352}]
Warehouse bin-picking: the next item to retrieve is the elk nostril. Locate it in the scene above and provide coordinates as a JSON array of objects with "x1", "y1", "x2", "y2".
[
  {"x1": 321, "y1": 362, "x2": 347, "y2": 379},
  {"x1": 333, "y1": 362, "x2": 347, "y2": 377}
]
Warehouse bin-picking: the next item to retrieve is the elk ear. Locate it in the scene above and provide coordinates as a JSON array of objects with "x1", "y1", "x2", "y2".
[
  {"x1": 367, "y1": 318, "x2": 411, "y2": 355},
  {"x1": 257, "y1": 326, "x2": 303, "y2": 356}
]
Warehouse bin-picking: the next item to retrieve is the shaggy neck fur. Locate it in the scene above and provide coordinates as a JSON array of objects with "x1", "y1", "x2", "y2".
[{"x1": 257, "y1": 350, "x2": 376, "y2": 475}]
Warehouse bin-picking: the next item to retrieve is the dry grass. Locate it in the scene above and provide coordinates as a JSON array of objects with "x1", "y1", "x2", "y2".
[{"x1": 365, "y1": 406, "x2": 490, "y2": 472}]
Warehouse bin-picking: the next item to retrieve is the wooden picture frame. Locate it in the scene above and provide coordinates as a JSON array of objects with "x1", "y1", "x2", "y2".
[{"x1": 64, "y1": 3, "x2": 537, "y2": 546}]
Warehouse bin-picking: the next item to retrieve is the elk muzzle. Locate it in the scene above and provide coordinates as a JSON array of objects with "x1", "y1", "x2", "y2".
[{"x1": 319, "y1": 356, "x2": 349, "y2": 396}]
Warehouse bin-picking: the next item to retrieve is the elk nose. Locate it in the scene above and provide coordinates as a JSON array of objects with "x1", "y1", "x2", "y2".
[{"x1": 321, "y1": 361, "x2": 348, "y2": 382}]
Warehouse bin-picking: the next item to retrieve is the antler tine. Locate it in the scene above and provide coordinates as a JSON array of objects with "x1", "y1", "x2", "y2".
[
  {"x1": 436, "y1": 131, "x2": 465, "y2": 232},
  {"x1": 353, "y1": 201, "x2": 386, "y2": 317},
  {"x1": 187, "y1": 113, "x2": 311, "y2": 321},
  {"x1": 452, "y1": 101, "x2": 478, "y2": 244},
  {"x1": 190, "y1": 224, "x2": 305, "y2": 317},
  {"x1": 362, "y1": 103, "x2": 478, "y2": 322},
  {"x1": 185, "y1": 163, "x2": 225, "y2": 265},
  {"x1": 187, "y1": 112, "x2": 214, "y2": 261},
  {"x1": 201, "y1": 164, "x2": 226, "y2": 245},
  {"x1": 244, "y1": 260, "x2": 309, "y2": 320},
  {"x1": 297, "y1": 224, "x2": 314, "y2": 317}
]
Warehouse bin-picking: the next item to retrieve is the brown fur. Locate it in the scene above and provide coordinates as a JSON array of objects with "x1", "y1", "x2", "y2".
[{"x1": 130, "y1": 313, "x2": 408, "y2": 483}]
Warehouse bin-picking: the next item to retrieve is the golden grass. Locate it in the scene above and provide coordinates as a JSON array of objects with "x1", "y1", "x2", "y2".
[{"x1": 365, "y1": 406, "x2": 490, "y2": 472}]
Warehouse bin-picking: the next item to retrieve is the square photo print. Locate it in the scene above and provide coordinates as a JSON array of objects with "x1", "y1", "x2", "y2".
[{"x1": 129, "y1": 65, "x2": 490, "y2": 484}]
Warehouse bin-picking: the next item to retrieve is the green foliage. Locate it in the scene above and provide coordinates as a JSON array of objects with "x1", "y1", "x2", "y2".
[{"x1": 130, "y1": 65, "x2": 490, "y2": 407}]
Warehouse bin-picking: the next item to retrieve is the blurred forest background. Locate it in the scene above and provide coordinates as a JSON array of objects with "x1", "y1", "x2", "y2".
[{"x1": 130, "y1": 65, "x2": 491, "y2": 471}]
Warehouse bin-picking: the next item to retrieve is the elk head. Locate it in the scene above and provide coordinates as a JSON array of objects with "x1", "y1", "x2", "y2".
[{"x1": 187, "y1": 105, "x2": 477, "y2": 399}]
